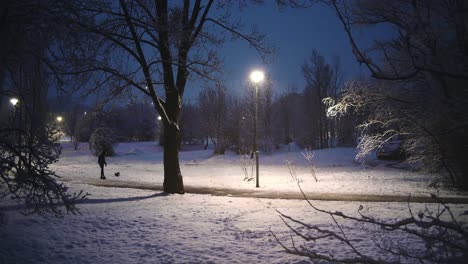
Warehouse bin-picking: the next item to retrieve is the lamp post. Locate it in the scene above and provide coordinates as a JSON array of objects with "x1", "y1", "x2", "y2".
[
  {"x1": 10, "y1": 98, "x2": 20, "y2": 142},
  {"x1": 10, "y1": 97, "x2": 21, "y2": 167},
  {"x1": 157, "y1": 115, "x2": 164, "y2": 146},
  {"x1": 250, "y1": 70, "x2": 264, "y2": 188},
  {"x1": 56, "y1": 116, "x2": 63, "y2": 142}
]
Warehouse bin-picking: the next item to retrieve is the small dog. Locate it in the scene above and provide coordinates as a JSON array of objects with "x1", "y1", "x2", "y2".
[{"x1": 114, "y1": 172, "x2": 120, "y2": 177}]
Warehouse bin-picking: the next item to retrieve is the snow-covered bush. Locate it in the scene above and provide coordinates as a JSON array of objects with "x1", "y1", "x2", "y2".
[
  {"x1": 322, "y1": 0, "x2": 468, "y2": 188},
  {"x1": 89, "y1": 127, "x2": 117, "y2": 156}
]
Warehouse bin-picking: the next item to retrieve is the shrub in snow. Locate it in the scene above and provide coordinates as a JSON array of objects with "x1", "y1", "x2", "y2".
[
  {"x1": 240, "y1": 153, "x2": 254, "y2": 182},
  {"x1": 89, "y1": 127, "x2": 117, "y2": 156}
]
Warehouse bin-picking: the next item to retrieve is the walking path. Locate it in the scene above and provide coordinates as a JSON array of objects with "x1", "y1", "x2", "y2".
[{"x1": 62, "y1": 178, "x2": 468, "y2": 204}]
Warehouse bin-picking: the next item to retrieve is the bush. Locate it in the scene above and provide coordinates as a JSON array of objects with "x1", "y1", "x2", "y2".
[{"x1": 89, "y1": 127, "x2": 117, "y2": 156}]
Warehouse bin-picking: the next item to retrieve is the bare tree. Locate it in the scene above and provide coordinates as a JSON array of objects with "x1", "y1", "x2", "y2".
[
  {"x1": 239, "y1": 81, "x2": 259, "y2": 155},
  {"x1": 63, "y1": 105, "x2": 84, "y2": 150},
  {"x1": 180, "y1": 100, "x2": 203, "y2": 145},
  {"x1": 323, "y1": 0, "x2": 468, "y2": 188},
  {"x1": 262, "y1": 77, "x2": 275, "y2": 152},
  {"x1": 224, "y1": 96, "x2": 244, "y2": 153},
  {"x1": 49, "y1": 0, "x2": 274, "y2": 193},
  {"x1": 273, "y1": 84, "x2": 303, "y2": 149},
  {"x1": 274, "y1": 156, "x2": 468, "y2": 263},
  {"x1": 301, "y1": 50, "x2": 339, "y2": 149},
  {"x1": 275, "y1": 191, "x2": 468, "y2": 263},
  {"x1": 198, "y1": 83, "x2": 229, "y2": 154}
]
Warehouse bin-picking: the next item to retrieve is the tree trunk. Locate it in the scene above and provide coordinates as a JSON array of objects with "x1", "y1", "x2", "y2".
[
  {"x1": 163, "y1": 122, "x2": 184, "y2": 194},
  {"x1": 162, "y1": 89, "x2": 185, "y2": 194}
]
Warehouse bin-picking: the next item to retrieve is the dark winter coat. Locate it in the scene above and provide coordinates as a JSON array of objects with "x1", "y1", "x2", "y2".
[{"x1": 98, "y1": 153, "x2": 107, "y2": 167}]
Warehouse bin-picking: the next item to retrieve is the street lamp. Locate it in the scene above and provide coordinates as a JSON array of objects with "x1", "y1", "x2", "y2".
[
  {"x1": 10, "y1": 97, "x2": 21, "y2": 167},
  {"x1": 10, "y1": 97, "x2": 19, "y2": 106},
  {"x1": 157, "y1": 115, "x2": 164, "y2": 146},
  {"x1": 250, "y1": 70, "x2": 264, "y2": 188},
  {"x1": 55, "y1": 116, "x2": 64, "y2": 142}
]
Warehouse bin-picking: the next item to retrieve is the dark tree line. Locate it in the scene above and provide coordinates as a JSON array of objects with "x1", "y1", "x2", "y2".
[
  {"x1": 179, "y1": 55, "x2": 360, "y2": 155},
  {"x1": 57, "y1": 100, "x2": 160, "y2": 149}
]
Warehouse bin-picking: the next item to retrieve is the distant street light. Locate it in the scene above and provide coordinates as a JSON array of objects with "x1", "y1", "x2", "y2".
[
  {"x1": 10, "y1": 97, "x2": 21, "y2": 167},
  {"x1": 56, "y1": 116, "x2": 63, "y2": 122},
  {"x1": 10, "y1": 97, "x2": 19, "y2": 106},
  {"x1": 250, "y1": 70, "x2": 264, "y2": 188},
  {"x1": 157, "y1": 115, "x2": 164, "y2": 146}
]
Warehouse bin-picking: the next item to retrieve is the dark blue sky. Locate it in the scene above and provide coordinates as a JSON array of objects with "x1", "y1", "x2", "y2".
[
  {"x1": 65, "y1": 2, "x2": 383, "y2": 105},
  {"x1": 184, "y1": 2, "x2": 368, "y2": 100}
]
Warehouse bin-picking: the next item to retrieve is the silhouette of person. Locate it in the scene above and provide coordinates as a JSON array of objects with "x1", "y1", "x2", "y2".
[{"x1": 98, "y1": 151, "x2": 107, "y2": 179}]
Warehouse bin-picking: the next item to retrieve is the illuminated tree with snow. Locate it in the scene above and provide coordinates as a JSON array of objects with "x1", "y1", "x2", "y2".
[{"x1": 323, "y1": 0, "x2": 468, "y2": 188}]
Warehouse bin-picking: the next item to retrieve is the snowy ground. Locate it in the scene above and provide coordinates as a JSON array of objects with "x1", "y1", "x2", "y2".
[
  {"x1": 1, "y1": 142, "x2": 468, "y2": 263},
  {"x1": 52, "y1": 142, "x2": 466, "y2": 197}
]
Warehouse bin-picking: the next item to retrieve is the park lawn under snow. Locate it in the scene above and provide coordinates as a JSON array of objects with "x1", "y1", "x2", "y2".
[
  {"x1": 2, "y1": 184, "x2": 468, "y2": 263},
  {"x1": 52, "y1": 142, "x2": 464, "y2": 197},
  {"x1": 2, "y1": 142, "x2": 468, "y2": 263}
]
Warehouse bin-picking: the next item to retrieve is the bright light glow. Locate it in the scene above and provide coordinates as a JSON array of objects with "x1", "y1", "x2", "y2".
[
  {"x1": 250, "y1": 70, "x2": 264, "y2": 84},
  {"x1": 10, "y1": 97, "x2": 19, "y2": 106},
  {"x1": 157, "y1": 116, "x2": 162, "y2": 121},
  {"x1": 84, "y1": 111, "x2": 87, "y2": 115},
  {"x1": 56, "y1": 116, "x2": 63, "y2": 122}
]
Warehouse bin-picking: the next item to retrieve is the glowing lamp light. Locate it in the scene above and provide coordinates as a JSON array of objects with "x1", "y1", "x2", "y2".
[
  {"x1": 157, "y1": 116, "x2": 162, "y2": 121},
  {"x1": 10, "y1": 97, "x2": 19, "y2": 106},
  {"x1": 250, "y1": 70, "x2": 264, "y2": 84},
  {"x1": 56, "y1": 116, "x2": 63, "y2": 122}
]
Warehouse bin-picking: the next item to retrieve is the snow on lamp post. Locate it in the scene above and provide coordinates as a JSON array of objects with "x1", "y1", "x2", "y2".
[{"x1": 250, "y1": 70, "x2": 264, "y2": 188}]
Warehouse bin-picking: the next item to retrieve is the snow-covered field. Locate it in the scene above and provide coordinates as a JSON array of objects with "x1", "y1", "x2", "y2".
[
  {"x1": 1, "y1": 142, "x2": 467, "y2": 263},
  {"x1": 52, "y1": 142, "x2": 464, "y2": 197}
]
